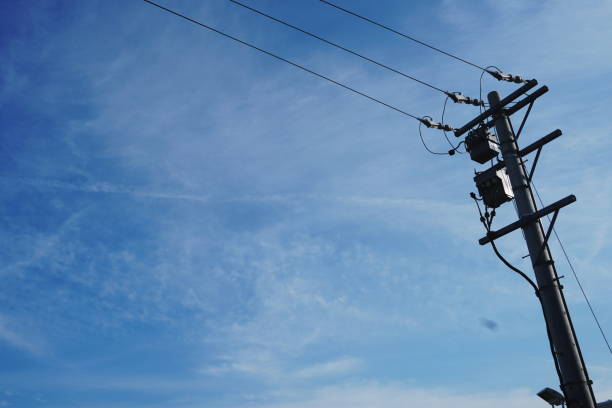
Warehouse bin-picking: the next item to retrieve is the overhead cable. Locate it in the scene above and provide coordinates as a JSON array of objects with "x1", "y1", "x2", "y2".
[
  {"x1": 471, "y1": 194, "x2": 539, "y2": 294},
  {"x1": 470, "y1": 195, "x2": 564, "y2": 386},
  {"x1": 441, "y1": 96, "x2": 465, "y2": 154},
  {"x1": 532, "y1": 183, "x2": 612, "y2": 355},
  {"x1": 319, "y1": 0, "x2": 486, "y2": 70},
  {"x1": 319, "y1": 0, "x2": 526, "y2": 83},
  {"x1": 418, "y1": 117, "x2": 451, "y2": 156},
  {"x1": 227, "y1": 0, "x2": 447, "y2": 94},
  {"x1": 143, "y1": 0, "x2": 423, "y2": 121}
]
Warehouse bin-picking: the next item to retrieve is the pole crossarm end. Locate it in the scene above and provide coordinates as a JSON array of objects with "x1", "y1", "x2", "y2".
[
  {"x1": 505, "y1": 85, "x2": 549, "y2": 117},
  {"x1": 485, "y1": 129, "x2": 563, "y2": 174},
  {"x1": 454, "y1": 79, "x2": 538, "y2": 137},
  {"x1": 478, "y1": 194, "x2": 576, "y2": 245}
]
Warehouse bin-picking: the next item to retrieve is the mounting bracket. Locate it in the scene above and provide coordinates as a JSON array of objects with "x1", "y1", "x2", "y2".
[
  {"x1": 454, "y1": 79, "x2": 538, "y2": 137},
  {"x1": 490, "y1": 129, "x2": 563, "y2": 174}
]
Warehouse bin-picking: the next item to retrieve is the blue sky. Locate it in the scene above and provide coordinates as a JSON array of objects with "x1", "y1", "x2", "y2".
[{"x1": 1, "y1": 0, "x2": 611, "y2": 407}]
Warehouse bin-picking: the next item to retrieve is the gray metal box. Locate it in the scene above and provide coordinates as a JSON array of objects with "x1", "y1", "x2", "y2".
[
  {"x1": 466, "y1": 129, "x2": 499, "y2": 164},
  {"x1": 474, "y1": 167, "x2": 513, "y2": 208}
]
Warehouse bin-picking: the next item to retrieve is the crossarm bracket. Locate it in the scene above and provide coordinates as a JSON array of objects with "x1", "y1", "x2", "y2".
[
  {"x1": 479, "y1": 195, "x2": 576, "y2": 245},
  {"x1": 533, "y1": 209, "x2": 559, "y2": 264}
]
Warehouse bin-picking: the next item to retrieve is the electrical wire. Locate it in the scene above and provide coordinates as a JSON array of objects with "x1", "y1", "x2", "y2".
[
  {"x1": 471, "y1": 194, "x2": 564, "y2": 387},
  {"x1": 471, "y1": 195, "x2": 539, "y2": 294},
  {"x1": 319, "y1": 0, "x2": 487, "y2": 71},
  {"x1": 479, "y1": 65, "x2": 502, "y2": 114},
  {"x1": 227, "y1": 0, "x2": 447, "y2": 95},
  {"x1": 477, "y1": 115, "x2": 598, "y2": 397},
  {"x1": 497, "y1": 114, "x2": 598, "y2": 398},
  {"x1": 142, "y1": 0, "x2": 421, "y2": 120},
  {"x1": 531, "y1": 182, "x2": 612, "y2": 355},
  {"x1": 441, "y1": 96, "x2": 465, "y2": 154},
  {"x1": 418, "y1": 118, "x2": 449, "y2": 155},
  {"x1": 489, "y1": 239, "x2": 539, "y2": 295}
]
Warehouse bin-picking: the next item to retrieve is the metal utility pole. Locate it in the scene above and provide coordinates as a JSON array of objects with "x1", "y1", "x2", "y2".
[
  {"x1": 486, "y1": 90, "x2": 596, "y2": 408},
  {"x1": 137, "y1": 3, "x2": 606, "y2": 403},
  {"x1": 440, "y1": 76, "x2": 605, "y2": 407}
]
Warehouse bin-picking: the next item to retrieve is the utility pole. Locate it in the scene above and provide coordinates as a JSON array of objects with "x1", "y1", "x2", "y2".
[
  {"x1": 137, "y1": 3, "x2": 605, "y2": 403},
  {"x1": 447, "y1": 77, "x2": 598, "y2": 408},
  {"x1": 487, "y1": 90, "x2": 596, "y2": 408}
]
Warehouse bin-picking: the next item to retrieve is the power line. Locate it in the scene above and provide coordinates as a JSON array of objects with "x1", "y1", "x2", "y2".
[
  {"x1": 227, "y1": 0, "x2": 446, "y2": 94},
  {"x1": 479, "y1": 66, "x2": 503, "y2": 114},
  {"x1": 142, "y1": 0, "x2": 421, "y2": 120},
  {"x1": 440, "y1": 96, "x2": 465, "y2": 153},
  {"x1": 471, "y1": 195, "x2": 539, "y2": 294},
  {"x1": 531, "y1": 182, "x2": 612, "y2": 355},
  {"x1": 319, "y1": 0, "x2": 486, "y2": 71},
  {"x1": 418, "y1": 117, "x2": 450, "y2": 156}
]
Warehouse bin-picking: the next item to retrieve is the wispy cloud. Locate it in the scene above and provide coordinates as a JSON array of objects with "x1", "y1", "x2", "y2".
[
  {"x1": 0, "y1": 315, "x2": 45, "y2": 355},
  {"x1": 1, "y1": 2, "x2": 611, "y2": 407},
  {"x1": 241, "y1": 382, "x2": 540, "y2": 408},
  {"x1": 293, "y1": 357, "x2": 362, "y2": 379}
]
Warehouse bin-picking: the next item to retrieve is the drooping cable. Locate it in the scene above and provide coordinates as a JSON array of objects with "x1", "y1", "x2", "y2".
[
  {"x1": 504, "y1": 115, "x2": 599, "y2": 396},
  {"x1": 490, "y1": 239, "x2": 539, "y2": 295},
  {"x1": 470, "y1": 193, "x2": 564, "y2": 386},
  {"x1": 479, "y1": 66, "x2": 502, "y2": 114},
  {"x1": 227, "y1": 0, "x2": 447, "y2": 95},
  {"x1": 471, "y1": 195, "x2": 539, "y2": 294},
  {"x1": 418, "y1": 118, "x2": 450, "y2": 156},
  {"x1": 441, "y1": 96, "x2": 465, "y2": 154},
  {"x1": 142, "y1": 0, "x2": 420, "y2": 120},
  {"x1": 531, "y1": 182, "x2": 612, "y2": 355},
  {"x1": 319, "y1": 0, "x2": 487, "y2": 71}
]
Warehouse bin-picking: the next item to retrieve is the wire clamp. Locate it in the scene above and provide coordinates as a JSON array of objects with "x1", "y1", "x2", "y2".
[
  {"x1": 418, "y1": 117, "x2": 454, "y2": 131},
  {"x1": 445, "y1": 91, "x2": 484, "y2": 106},
  {"x1": 486, "y1": 70, "x2": 526, "y2": 83}
]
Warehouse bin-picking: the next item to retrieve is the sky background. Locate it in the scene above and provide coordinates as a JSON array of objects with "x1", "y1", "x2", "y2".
[{"x1": 1, "y1": 0, "x2": 611, "y2": 407}]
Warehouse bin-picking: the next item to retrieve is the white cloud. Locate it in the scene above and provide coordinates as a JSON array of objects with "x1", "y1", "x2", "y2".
[
  {"x1": 293, "y1": 357, "x2": 362, "y2": 379},
  {"x1": 244, "y1": 382, "x2": 542, "y2": 408},
  {"x1": 439, "y1": 0, "x2": 612, "y2": 79},
  {"x1": 0, "y1": 315, "x2": 44, "y2": 355},
  {"x1": 1, "y1": 2, "x2": 611, "y2": 407},
  {"x1": 204, "y1": 355, "x2": 362, "y2": 382}
]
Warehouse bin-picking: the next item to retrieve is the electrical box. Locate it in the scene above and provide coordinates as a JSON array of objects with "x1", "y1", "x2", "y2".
[
  {"x1": 474, "y1": 167, "x2": 513, "y2": 208},
  {"x1": 465, "y1": 128, "x2": 499, "y2": 164}
]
